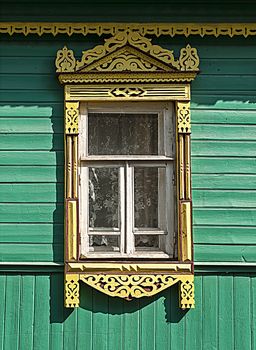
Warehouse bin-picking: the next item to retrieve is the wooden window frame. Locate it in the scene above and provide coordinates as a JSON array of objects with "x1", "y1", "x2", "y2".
[{"x1": 55, "y1": 31, "x2": 199, "y2": 308}]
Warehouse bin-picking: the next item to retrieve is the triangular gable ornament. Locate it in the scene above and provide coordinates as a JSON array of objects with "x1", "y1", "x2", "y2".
[{"x1": 56, "y1": 31, "x2": 199, "y2": 84}]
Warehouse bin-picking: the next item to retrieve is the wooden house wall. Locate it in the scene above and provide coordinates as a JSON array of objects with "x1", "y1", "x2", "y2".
[{"x1": 0, "y1": 1, "x2": 256, "y2": 348}]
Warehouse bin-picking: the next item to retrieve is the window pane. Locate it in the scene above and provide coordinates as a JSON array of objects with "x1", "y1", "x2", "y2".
[
  {"x1": 135, "y1": 235, "x2": 159, "y2": 249},
  {"x1": 89, "y1": 235, "x2": 120, "y2": 252},
  {"x1": 88, "y1": 113, "x2": 158, "y2": 155},
  {"x1": 89, "y1": 167, "x2": 119, "y2": 228},
  {"x1": 134, "y1": 167, "x2": 164, "y2": 228}
]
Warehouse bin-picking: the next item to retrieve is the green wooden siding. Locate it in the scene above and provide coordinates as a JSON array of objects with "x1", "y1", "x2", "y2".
[
  {"x1": 0, "y1": 273, "x2": 254, "y2": 350},
  {"x1": 0, "y1": 35, "x2": 256, "y2": 263}
]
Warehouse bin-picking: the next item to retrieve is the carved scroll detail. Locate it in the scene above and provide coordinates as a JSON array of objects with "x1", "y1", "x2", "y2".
[
  {"x1": 65, "y1": 274, "x2": 80, "y2": 308},
  {"x1": 179, "y1": 276, "x2": 195, "y2": 309},
  {"x1": 179, "y1": 44, "x2": 200, "y2": 71},
  {"x1": 56, "y1": 46, "x2": 76, "y2": 72},
  {"x1": 109, "y1": 87, "x2": 146, "y2": 97},
  {"x1": 81, "y1": 274, "x2": 181, "y2": 300},
  {"x1": 176, "y1": 101, "x2": 191, "y2": 133},
  {"x1": 65, "y1": 102, "x2": 79, "y2": 134}
]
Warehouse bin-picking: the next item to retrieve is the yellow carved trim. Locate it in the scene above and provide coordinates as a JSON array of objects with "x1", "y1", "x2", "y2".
[
  {"x1": 56, "y1": 32, "x2": 199, "y2": 74},
  {"x1": 176, "y1": 101, "x2": 191, "y2": 133},
  {"x1": 185, "y1": 134, "x2": 191, "y2": 199},
  {"x1": 65, "y1": 274, "x2": 80, "y2": 308},
  {"x1": 65, "y1": 101, "x2": 79, "y2": 134},
  {"x1": 59, "y1": 73, "x2": 196, "y2": 84},
  {"x1": 66, "y1": 136, "x2": 72, "y2": 198},
  {"x1": 65, "y1": 84, "x2": 191, "y2": 101},
  {"x1": 1, "y1": 22, "x2": 256, "y2": 37},
  {"x1": 72, "y1": 136, "x2": 78, "y2": 198},
  {"x1": 67, "y1": 200, "x2": 77, "y2": 261},
  {"x1": 67, "y1": 262, "x2": 192, "y2": 273},
  {"x1": 178, "y1": 134, "x2": 185, "y2": 200},
  {"x1": 80, "y1": 274, "x2": 194, "y2": 305},
  {"x1": 180, "y1": 201, "x2": 192, "y2": 261},
  {"x1": 179, "y1": 275, "x2": 194, "y2": 309}
]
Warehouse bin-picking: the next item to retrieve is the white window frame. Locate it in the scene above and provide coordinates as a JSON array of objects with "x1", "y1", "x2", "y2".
[{"x1": 78, "y1": 102, "x2": 176, "y2": 259}]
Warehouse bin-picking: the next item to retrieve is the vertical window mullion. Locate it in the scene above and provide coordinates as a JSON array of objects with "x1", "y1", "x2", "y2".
[
  {"x1": 125, "y1": 162, "x2": 134, "y2": 255},
  {"x1": 119, "y1": 166, "x2": 125, "y2": 255}
]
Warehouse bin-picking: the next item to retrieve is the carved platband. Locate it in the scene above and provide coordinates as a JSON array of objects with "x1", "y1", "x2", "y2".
[{"x1": 64, "y1": 273, "x2": 194, "y2": 308}]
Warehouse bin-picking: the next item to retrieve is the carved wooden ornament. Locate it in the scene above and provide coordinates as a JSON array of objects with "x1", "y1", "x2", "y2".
[{"x1": 57, "y1": 30, "x2": 199, "y2": 309}]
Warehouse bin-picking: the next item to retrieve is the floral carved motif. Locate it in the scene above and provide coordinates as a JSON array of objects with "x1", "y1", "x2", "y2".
[
  {"x1": 179, "y1": 277, "x2": 195, "y2": 309},
  {"x1": 56, "y1": 46, "x2": 76, "y2": 72},
  {"x1": 176, "y1": 101, "x2": 191, "y2": 133},
  {"x1": 179, "y1": 44, "x2": 200, "y2": 71},
  {"x1": 81, "y1": 274, "x2": 181, "y2": 299},
  {"x1": 65, "y1": 274, "x2": 80, "y2": 308},
  {"x1": 65, "y1": 102, "x2": 79, "y2": 134}
]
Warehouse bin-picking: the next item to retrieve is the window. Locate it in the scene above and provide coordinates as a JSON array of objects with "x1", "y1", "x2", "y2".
[{"x1": 79, "y1": 102, "x2": 177, "y2": 259}]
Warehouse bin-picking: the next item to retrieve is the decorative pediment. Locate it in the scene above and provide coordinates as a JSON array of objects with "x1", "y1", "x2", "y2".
[{"x1": 55, "y1": 31, "x2": 199, "y2": 84}]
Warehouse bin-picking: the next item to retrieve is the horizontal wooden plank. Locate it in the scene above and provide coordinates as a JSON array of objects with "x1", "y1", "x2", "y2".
[
  {"x1": 0, "y1": 224, "x2": 63, "y2": 243},
  {"x1": 0, "y1": 204, "x2": 63, "y2": 223},
  {"x1": 194, "y1": 226, "x2": 256, "y2": 244},
  {"x1": 192, "y1": 141, "x2": 256, "y2": 157},
  {"x1": 194, "y1": 244, "x2": 256, "y2": 262},
  {"x1": 0, "y1": 90, "x2": 63, "y2": 103},
  {"x1": 193, "y1": 189, "x2": 256, "y2": 207},
  {"x1": 192, "y1": 124, "x2": 256, "y2": 141},
  {"x1": 0, "y1": 166, "x2": 63, "y2": 182},
  {"x1": 191, "y1": 109, "x2": 256, "y2": 125},
  {"x1": 0, "y1": 243, "x2": 63, "y2": 262},
  {"x1": 193, "y1": 208, "x2": 256, "y2": 226},
  {"x1": 0, "y1": 151, "x2": 64, "y2": 166},
  {"x1": 0, "y1": 134, "x2": 64, "y2": 150},
  {"x1": 192, "y1": 157, "x2": 256, "y2": 174},
  {"x1": 0, "y1": 105, "x2": 54, "y2": 117},
  {"x1": 0, "y1": 118, "x2": 63, "y2": 133},
  {"x1": 192, "y1": 174, "x2": 256, "y2": 190},
  {"x1": 0, "y1": 183, "x2": 64, "y2": 202}
]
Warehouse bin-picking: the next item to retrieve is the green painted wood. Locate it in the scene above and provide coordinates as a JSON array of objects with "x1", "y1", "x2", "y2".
[
  {"x1": 0, "y1": 244, "x2": 63, "y2": 262},
  {"x1": 192, "y1": 125, "x2": 256, "y2": 141},
  {"x1": 192, "y1": 109, "x2": 256, "y2": 125},
  {"x1": 234, "y1": 276, "x2": 251, "y2": 350},
  {"x1": 192, "y1": 157, "x2": 256, "y2": 174},
  {"x1": 192, "y1": 141, "x2": 256, "y2": 157},
  {"x1": 218, "y1": 275, "x2": 234, "y2": 350},
  {"x1": 33, "y1": 275, "x2": 50, "y2": 350},
  {"x1": 194, "y1": 208, "x2": 256, "y2": 226},
  {"x1": 194, "y1": 226, "x2": 256, "y2": 244},
  {"x1": 0, "y1": 273, "x2": 255, "y2": 349},
  {"x1": 0, "y1": 151, "x2": 64, "y2": 165},
  {"x1": 0, "y1": 275, "x2": 6, "y2": 350},
  {"x1": 193, "y1": 189, "x2": 256, "y2": 207},
  {"x1": 192, "y1": 174, "x2": 256, "y2": 190},
  {"x1": 0, "y1": 166, "x2": 63, "y2": 182},
  {"x1": 202, "y1": 275, "x2": 218, "y2": 350},
  {"x1": 0, "y1": 118, "x2": 63, "y2": 133},
  {"x1": 19, "y1": 275, "x2": 34, "y2": 350},
  {"x1": 0, "y1": 224, "x2": 63, "y2": 244},
  {"x1": 0, "y1": 204, "x2": 63, "y2": 223},
  {"x1": 194, "y1": 244, "x2": 256, "y2": 262},
  {"x1": 0, "y1": 184, "x2": 64, "y2": 203},
  {"x1": 0, "y1": 134, "x2": 63, "y2": 151},
  {"x1": 4, "y1": 275, "x2": 20, "y2": 350},
  {"x1": 252, "y1": 276, "x2": 256, "y2": 350}
]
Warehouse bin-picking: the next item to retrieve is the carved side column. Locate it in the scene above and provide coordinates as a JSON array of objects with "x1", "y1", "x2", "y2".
[
  {"x1": 176, "y1": 100, "x2": 194, "y2": 308},
  {"x1": 65, "y1": 274, "x2": 80, "y2": 308},
  {"x1": 65, "y1": 101, "x2": 79, "y2": 262}
]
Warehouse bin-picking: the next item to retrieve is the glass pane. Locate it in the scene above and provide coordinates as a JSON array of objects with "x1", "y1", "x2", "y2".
[
  {"x1": 88, "y1": 113, "x2": 158, "y2": 155},
  {"x1": 89, "y1": 235, "x2": 120, "y2": 252},
  {"x1": 134, "y1": 167, "x2": 163, "y2": 228},
  {"x1": 89, "y1": 167, "x2": 119, "y2": 228},
  {"x1": 135, "y1": 235, "x2": 159, "y2": 249}
]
